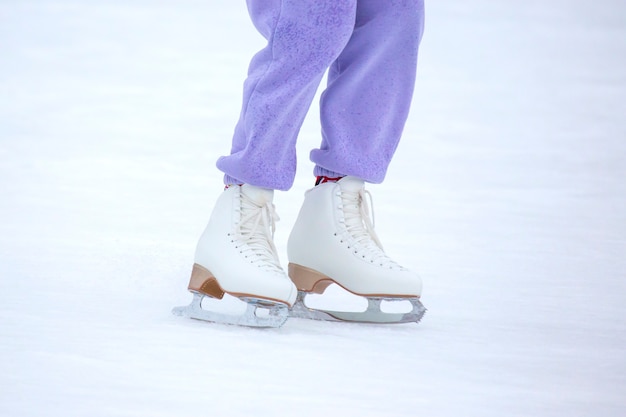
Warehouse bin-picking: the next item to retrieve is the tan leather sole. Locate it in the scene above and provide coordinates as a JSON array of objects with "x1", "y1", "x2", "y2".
[
  {"x1": 288, "y1": 262, "x2": 420, "y2": 299},
  {"x1": 288, "y1": 263, "x2": 334, "y2": 294},
  {"x1": 188, "y1": 263, "x2": 291, "y2": 306},
  {"x1": 188, "y1": 263, "x2": 225, "y2": 299}
]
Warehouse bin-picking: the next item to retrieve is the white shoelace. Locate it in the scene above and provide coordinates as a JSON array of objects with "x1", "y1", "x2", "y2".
[
  {"x1": 339, "y1": 188, "x2": 403, "y2": 270},
  {"x1": 233, "y1": 191, "x2": 283, "y2": 273}
]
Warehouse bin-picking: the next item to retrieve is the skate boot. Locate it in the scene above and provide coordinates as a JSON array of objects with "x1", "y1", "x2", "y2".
[
  {"x1": 172, "y1": 184, "x2": 297, "y2": 328},
  {"x1": 287, "y1": 176, "x2": 425, "y2": 324}
]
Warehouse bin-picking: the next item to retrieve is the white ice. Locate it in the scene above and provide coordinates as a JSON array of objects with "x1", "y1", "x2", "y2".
[{"x1": 1, "y1": 1, "x2": 625, "y2": 416}]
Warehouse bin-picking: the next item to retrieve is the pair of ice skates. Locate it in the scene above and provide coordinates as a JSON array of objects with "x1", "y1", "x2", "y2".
[{"x1": 172, "y1": 176, "x2": 426, "y2": 328}]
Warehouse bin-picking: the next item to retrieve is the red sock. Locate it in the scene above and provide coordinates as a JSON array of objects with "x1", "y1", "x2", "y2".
[{"x1": 315, "y1": 176, "x2": 344, "y2": 186}]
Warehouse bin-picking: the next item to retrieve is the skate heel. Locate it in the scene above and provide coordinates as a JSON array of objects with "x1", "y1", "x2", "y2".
[
  {"x1": 188, "y1": 263, "x2": 225, "y2": 299},
  {"x1": 288, "y1": 263, "x2": 334, "y2": 294}
]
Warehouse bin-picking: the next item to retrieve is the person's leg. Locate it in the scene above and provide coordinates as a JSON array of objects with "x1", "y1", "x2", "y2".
[
  {"x1": 178, "y1": 0, "x2": 360, "y2": 327},
  {"x1": 217, "y1": 0, "x2": 358, "y2": 191},
  {"x1": 311, "y1": 0, "x2": 425, "y2": 183},
  {"x1": 287, "y1": 1, "x2": 427, "y2": 324}
]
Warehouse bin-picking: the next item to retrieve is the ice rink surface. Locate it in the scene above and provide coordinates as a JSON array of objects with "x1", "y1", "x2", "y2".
[{"x1": 1, "y1": 1, "x2": 625, "y2": 416}]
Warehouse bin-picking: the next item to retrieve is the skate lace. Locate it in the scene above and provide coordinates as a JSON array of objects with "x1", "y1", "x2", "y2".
[
  {"x1": 233, "y1": 192, "x2": 283, "y2": 273},
  {"x1": 339, "y1": 188, "x2": 403, "y2": 270}
]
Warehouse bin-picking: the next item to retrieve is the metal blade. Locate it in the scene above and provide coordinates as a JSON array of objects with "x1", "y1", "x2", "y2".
[
  {"x1": 289, "y1": 291, "x2": 426, "y2": 324},
  {"x1": 172, "y1": 293, "x2": 289, "y2": 328}
]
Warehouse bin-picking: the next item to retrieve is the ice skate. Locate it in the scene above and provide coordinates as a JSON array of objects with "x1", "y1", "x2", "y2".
[
  {"x1": 172, "y1": 184, "x2": 297, "y2": 328},
  {"x1": 287, "y1": 177, "x2": 426, "y2": 324}
]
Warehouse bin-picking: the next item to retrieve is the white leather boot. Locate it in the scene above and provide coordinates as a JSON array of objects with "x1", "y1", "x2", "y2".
[
  {"x1": 173, "y1": 184, "x2": 296, "y2": 328},
  {"x1": 287, "y1": 177, "x2": 425, "y2": 323}
]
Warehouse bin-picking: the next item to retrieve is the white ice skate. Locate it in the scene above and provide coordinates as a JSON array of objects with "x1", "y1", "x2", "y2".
[
  {"x1": 172, "y1": 184, "x2": 297, "y2": 328},
  {"x1": 287, "y1": 177, "x2": 426, "y2": 324}
]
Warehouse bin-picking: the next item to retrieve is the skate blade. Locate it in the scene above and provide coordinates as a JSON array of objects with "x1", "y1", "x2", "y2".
[
  {"x1": 172, "y1": 293, "x2": 289, "y2": 328},
  {"x1": 289, "y1": 291, "x2": 426, "y2": 324}
]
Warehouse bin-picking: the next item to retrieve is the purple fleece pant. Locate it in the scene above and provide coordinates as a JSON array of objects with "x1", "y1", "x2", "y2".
[{"x1": 217, "y1": 0, "x2": 425, "y2": 190}]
